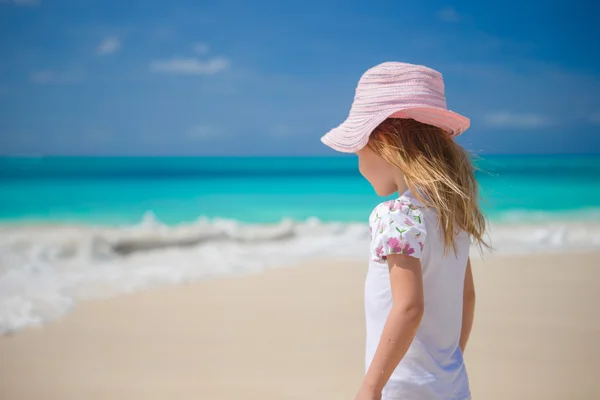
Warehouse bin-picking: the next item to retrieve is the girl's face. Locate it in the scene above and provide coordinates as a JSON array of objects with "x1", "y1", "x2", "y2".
[{"x1": 356, "y1": 146, "x2": 405, "y2": 197}]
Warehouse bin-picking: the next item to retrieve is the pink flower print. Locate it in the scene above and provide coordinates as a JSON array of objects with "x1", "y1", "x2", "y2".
[
  {"x1": 388, "y1": 200, "x2": 403, "y2": 212},
  {"x1": 402, "y1": 242, "x2": 415, "y2": 255},
  {"x1": 403, "y1": 218, "x2": 414, "y2": 227},
  {"x1": 380, "y1": 201, "x2": 392, "y2": 212},
  {"x1": 387, "y1": 237, "x2": 403, "y2": 254},
  {"x1": 419, "y1": 242, "x2": 424, "y2": 252},
  {"x1": 377, "y1": 219, "x2": 385, "y2": 234},
  {"x1": 376, "y1": 245, "x2": 385, "y2": 260},
  {"x1": 387, "y1": 238, "x2": 416, "y2": 256}
]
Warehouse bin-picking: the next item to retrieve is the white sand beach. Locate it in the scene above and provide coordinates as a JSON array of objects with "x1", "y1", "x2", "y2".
[{"x1": 1, "y1": 252, "x2": 599, "y2": 400}]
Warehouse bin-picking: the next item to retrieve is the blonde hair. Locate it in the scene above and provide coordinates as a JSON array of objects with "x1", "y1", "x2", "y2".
[{"x1": 367, "y1": 118, "x2": 489, "y2": 254}]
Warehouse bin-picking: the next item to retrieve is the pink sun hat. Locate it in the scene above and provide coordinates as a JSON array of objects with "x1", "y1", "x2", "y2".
[{"x1": 320, "y1": 61, "x2": 470, "y2": 153}]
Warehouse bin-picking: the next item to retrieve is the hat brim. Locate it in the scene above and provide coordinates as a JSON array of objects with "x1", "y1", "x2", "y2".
[{"x1": 320, "y1": 107, "x2": 470, "y2": 153}]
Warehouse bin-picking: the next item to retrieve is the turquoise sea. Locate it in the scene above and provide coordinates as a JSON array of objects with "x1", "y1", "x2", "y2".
[
  {"x1": 2, "y1": 155, "x2": 600, "y2": 334},
  {"x1": 2, "y1": 155, "x2": 600, "y2": 225}
]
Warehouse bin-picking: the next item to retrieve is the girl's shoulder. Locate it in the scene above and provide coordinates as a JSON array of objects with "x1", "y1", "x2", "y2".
[
  {"x1": 368, "y1": 193, "x2": 424, "y2": 226},
  {"x1": 368, "y1": 193, "x2": 428, "y2": 261}
]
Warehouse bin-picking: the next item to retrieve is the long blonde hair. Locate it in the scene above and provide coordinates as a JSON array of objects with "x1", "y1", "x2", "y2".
[{"x1": 367, "y1": 118, "x2": 489, "y2": 254}]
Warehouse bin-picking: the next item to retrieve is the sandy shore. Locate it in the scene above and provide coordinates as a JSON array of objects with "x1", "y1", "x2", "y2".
[{"x1": 1, "y1": 252, "x2": 599, "y2": 400}]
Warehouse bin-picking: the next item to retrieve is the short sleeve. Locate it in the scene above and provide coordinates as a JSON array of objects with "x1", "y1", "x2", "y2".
[{"x1": 369, "y1": 198, "x2": 427, "y2": 263}]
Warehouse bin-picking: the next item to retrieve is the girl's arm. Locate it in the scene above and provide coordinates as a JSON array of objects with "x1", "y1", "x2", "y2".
[
  {"x1": 356, "y1": 254, "x2": 424, "y2": 399},
  {"x1": 459, "y1": 257, "x2": 475, "y2": 352}
]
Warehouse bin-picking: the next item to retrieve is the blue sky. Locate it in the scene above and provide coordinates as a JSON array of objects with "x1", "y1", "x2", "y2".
[{"x1": 0, "y1": 0, "x2": 599, "y2": 155}]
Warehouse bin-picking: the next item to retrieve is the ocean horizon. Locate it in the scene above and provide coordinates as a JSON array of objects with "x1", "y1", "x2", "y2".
[
  {"x1": 2, "y1": 154, "x2": 600, "y2": 333},
  {"x1": 2, "y1": 154, "x2": 600, "y2": 224}
]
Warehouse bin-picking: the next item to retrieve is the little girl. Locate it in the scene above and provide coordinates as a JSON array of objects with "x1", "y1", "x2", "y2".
[{"x1": 321, "y1": 62, "x2": 487, "y2": 400}]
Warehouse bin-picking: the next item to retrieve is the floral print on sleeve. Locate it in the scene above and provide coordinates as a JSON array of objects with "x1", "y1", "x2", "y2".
[{"x1": 369, "y1": 198, "x2": 427, "y2": 263}]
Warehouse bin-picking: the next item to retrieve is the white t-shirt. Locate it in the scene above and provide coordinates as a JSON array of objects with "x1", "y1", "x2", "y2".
[{"x1": 365, "y1": 189, "x2": 471, "y2": 400}]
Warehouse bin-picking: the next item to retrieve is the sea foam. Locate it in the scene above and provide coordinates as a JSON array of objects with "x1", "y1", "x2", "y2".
[{"x1": 1, "y1": 212, "x2": 599, "y2": 334}]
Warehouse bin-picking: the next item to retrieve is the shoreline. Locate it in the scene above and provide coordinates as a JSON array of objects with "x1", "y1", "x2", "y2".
[
  {"x1": 1, "y1": 252, "x2": 599, "y2": 399},
  {"x1": 1, "y1": 249, "x2": 600, "y2": 335}
]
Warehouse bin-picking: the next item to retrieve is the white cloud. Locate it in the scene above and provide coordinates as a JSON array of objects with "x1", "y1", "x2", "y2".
[
  {"x1": 483, "y1": 111, "x2": 553, "y2": 128},
  {"x1": 186, "y1": 125, "x2": 223, "y2": 140},
  {"x1": 192, "y1": 42, "x2": 210, "y2": 55},
  {"x1": 96, "y1": 37, "x2": 121, "y2": 55},
  {"x1": 0, "y1": 0, "x2": 40, "y2": 6},
  {"x1": 150, "y1": 57, "x2": 230, "y2": 75},
  {"x1": 30, "y1": 70, "x2": 81, "y2": 85},
  {"x1": 437, "y1": 7, "x2": 460, "y2": 23}
]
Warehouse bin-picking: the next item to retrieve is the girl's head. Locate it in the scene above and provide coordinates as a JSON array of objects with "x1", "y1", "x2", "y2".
[
  {"x1": 320, "y1": 61, "x2": 487, "y2": 252},
  {"x1": 357, "y1": 117, "x2": 488, "y2": 253}
]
